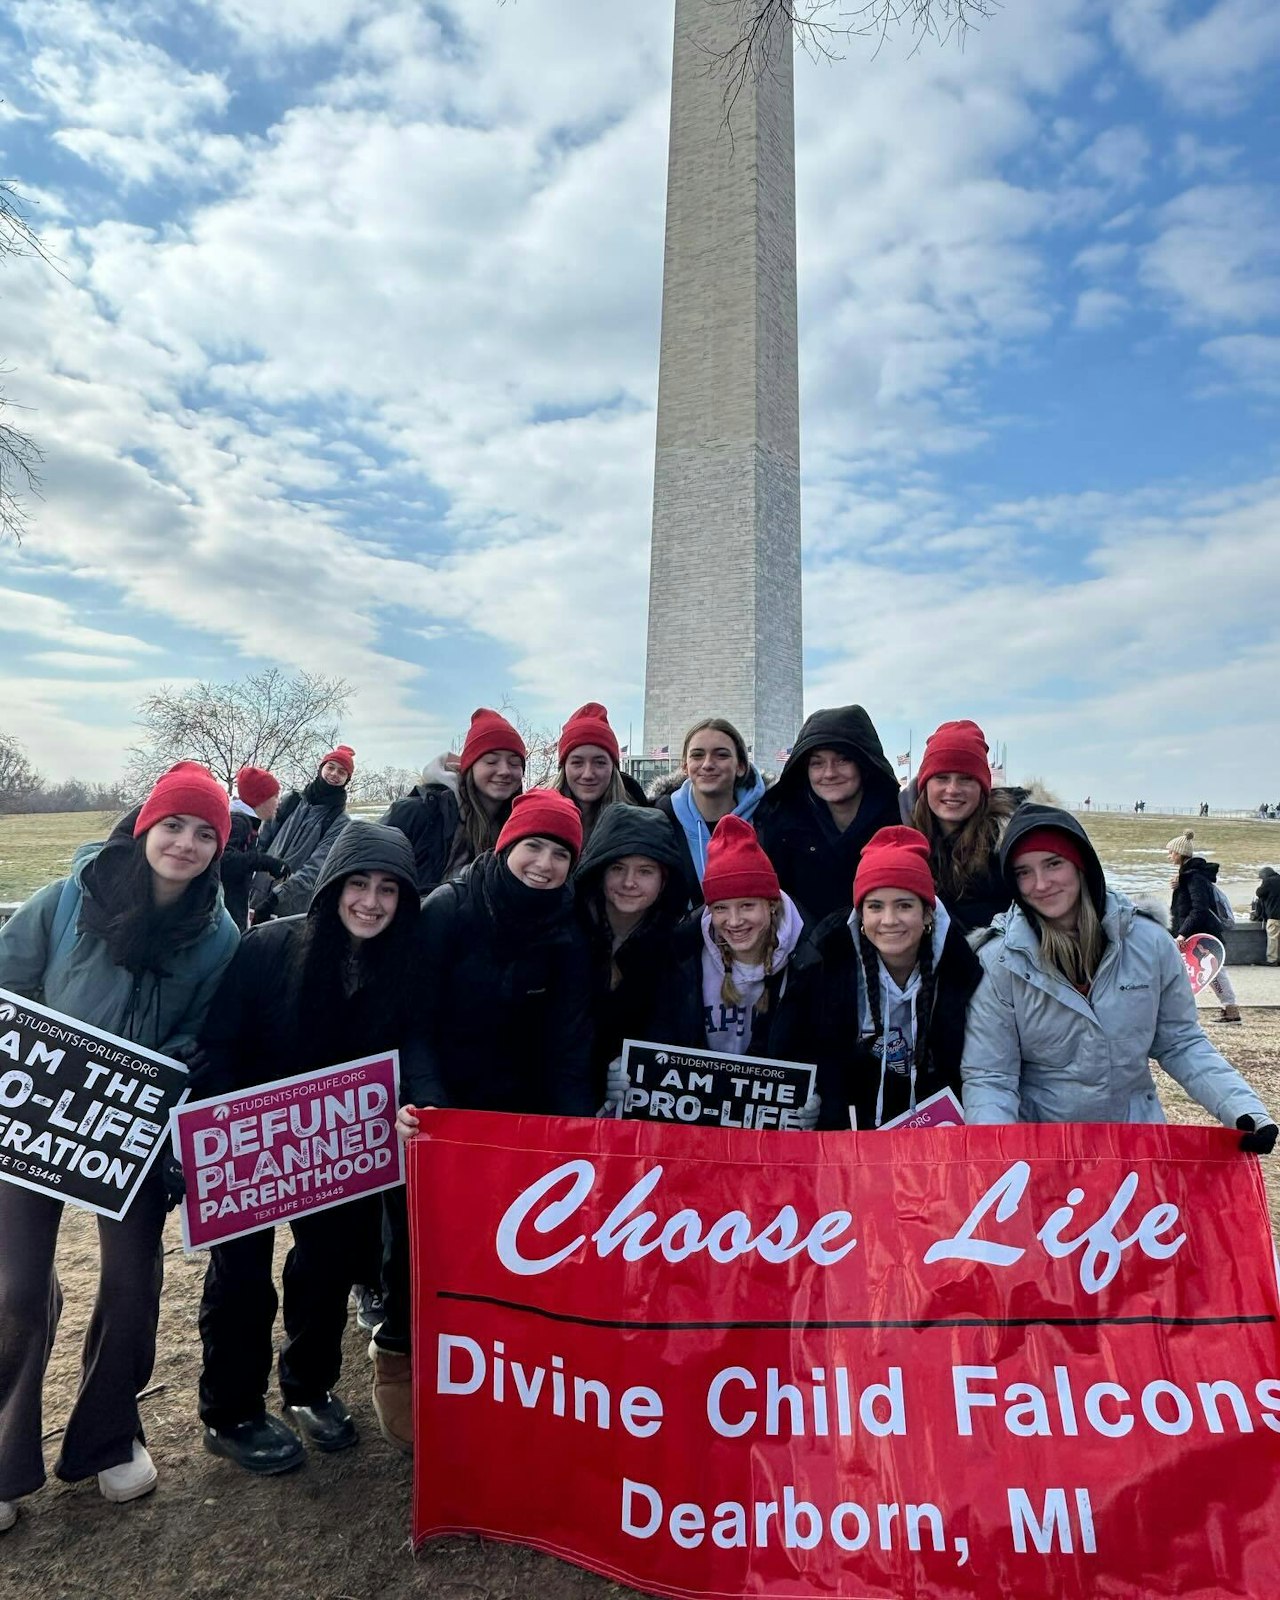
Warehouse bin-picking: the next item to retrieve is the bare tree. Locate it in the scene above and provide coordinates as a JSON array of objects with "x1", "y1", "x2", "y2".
[
  {"x1": 0, "y1": 732, "x2": 43, "y2": 813},
  {"x1": 712, "y1": 0, "x2": 997, "y2": 107},
  {"x1": 1, "y1": 180, "x2": 53, "y2": 545},
  {"x1": 497, "y1": 698, "x2": 562, "y2": 789},
  {"x1": 127, "y1": 669, "x2": 351, "y2": 795},
  {"x1": 348, "y1": 764, "x2": 419, "y2": 807}
]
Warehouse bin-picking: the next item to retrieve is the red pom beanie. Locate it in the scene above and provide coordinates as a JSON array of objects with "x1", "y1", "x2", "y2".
[
  {"x1": 495, "y1": 789, "x2": 583, "y2": 861},
  {"x1": 558, "y1": 702, "x2": 620, "y2": 766},
  {"x1": 235, "y1": 765, "x2": 279, "y2": 810},
  {"x1": 460, "y1": 708, "x2": 527, "y2": 773},
  {"x1": 917, "y1": 720, "x2": 992, "y2": 794},
  {"x1": 702, "y1": 816, "x2": 780, "y2": 904},
  {"x1": 1009, "y1": 828, "x2": 1086, "y2": 875},
  {"x1": 320, "y1": 744, "x2": 355, "y2": 778},
  {"x1": 854, "y1": 826, "x2": 937, "y2": 909},
  {"x1": 134, "y1": 762, "x2": 231, "y2": 856}
]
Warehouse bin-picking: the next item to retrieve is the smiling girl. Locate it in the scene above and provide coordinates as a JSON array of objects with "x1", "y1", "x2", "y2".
[
  {"x1": 961, "y1": 804, "x2": 1276, "y2": 1148},
  {"x1": 0, "y1": 763, "x2": 238, "y2": 1531},
  {"x1": 192, "y1": 822, "x2": 420, "y2": 1476},
  {"x1": 655, "y1": 718, "x2": 766, "y2": 908},
  {"x1": 553, "y1": 702, "x2": 647, "y2": 848},
  {"x1": 906, "y1": 719, "x2": 1014, "y2": 933}
]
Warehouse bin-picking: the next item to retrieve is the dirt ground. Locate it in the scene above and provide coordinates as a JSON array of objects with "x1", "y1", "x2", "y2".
[{"x1": 3, "y1": 1021, "x2": 1279, "y2": 1600}]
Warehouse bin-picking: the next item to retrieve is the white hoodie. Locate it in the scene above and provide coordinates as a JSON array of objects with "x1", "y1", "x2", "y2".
[
  {"x1": 700, "y1": 893, "x2": 805, "y2": 1056},
  {"x1": 851, "y1": 898, "x2": 952, "y2": 1128}
]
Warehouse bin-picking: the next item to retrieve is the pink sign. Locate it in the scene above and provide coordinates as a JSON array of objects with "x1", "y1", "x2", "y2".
[
  {"x1": 1182, "y1": 934, "x2": 1226, "y2": 996},
  {"x1": 877, "y1": 1085, "x2": 966, "y2": 1130},
  {"x1": 171, "y1": 1051, "x2": 402, "y2": 1250}
]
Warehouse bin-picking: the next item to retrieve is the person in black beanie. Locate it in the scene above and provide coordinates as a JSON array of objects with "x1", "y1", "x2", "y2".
[
  {"x1": 250, "y1": 745, "x2": 354, "y2": 922},
  {"x1": 193, "y1": 821, "x2": 421, "y2": 1475}
]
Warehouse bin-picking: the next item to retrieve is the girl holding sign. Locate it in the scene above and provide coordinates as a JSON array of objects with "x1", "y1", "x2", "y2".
[
  {"x1": 1166, "y1": 829, "x2": 1242, "y2": 1025},
  {"x1": 0, "y1": 763, "x2": 238, "y2": 1531},
  {"x1": 961, "y1": 805, "x2": 1276, "y2": 1147},
  {"x1": 802, "y1": 826, "x2": 983, "y2": 1130},
  {"x1": 385, "y1": 789, "x2": 595, "y2": 1450},
  {"x1": 193, "y1": 821, "x2": 420, "y2": 1476}
]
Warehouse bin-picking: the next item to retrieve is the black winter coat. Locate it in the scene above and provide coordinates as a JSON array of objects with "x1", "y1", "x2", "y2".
[
  {"x1": 254, "y1": 785, "x2": 349, "y2": 918},
  {"x1": 1171, "y1": 857, "x2": 1225, "y2": 940},
  {"x1": 797, "y1": 911, "x2": 983, "y2": 1131},
  {"x1": 381, "y1": 783, "x2": 463, "y2": 898},
  {"x1": 407, "y1": 852, "x2": 595, "y2": 1116},
  {"x1": 926, "y1": 842, "x2": 1011, "y2": 935},
  {"x1": 754, "y1": 706, "x2": 901, "y2": 925},
  {"x1": 218, "y1": 809, "x2": 287, "y2": 931},
  {"x1": 574, "y1": 805, "x2": 692, "y2": 1095},
  {"x1": 1252, "y1": 868, "x2": 1280, "y2": 922}
]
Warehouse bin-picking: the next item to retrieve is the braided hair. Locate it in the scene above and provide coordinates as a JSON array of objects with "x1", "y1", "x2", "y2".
[
  {"x1": 716, "y1": 903, "x2": 783, "y2": 1014},
  {"x1": 855, "y1": 917, "x2": 937, "y2": 1085}
]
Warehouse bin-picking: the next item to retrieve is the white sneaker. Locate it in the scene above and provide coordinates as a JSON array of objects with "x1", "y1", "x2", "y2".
[
  {"x1": 97, "y1": 1442, "x2": 158, "y2": 1504},
  {"x1": 0, "y1": 1499, "x2": 16, "y2": 1532}
]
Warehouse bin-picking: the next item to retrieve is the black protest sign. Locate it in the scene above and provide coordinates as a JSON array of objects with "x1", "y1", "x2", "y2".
[
  {"x1": 0, "y1": 987, "x2": 189, "y2": 1219},
  {"x1": 619, "y1": 1039, "x2": 816, "y2": 1130}
]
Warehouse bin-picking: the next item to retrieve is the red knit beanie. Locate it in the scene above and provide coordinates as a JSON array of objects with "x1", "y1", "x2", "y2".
[
  {"x1": 854, "y1": 826, "x2": 937, "y2": 909},
  {"x1": 134, "y1": 762, "x2": 231, "y2": 856},
  {"x1": 235, "y1": 765, "x2": 279, "y2": 810},
  {"x1": 320, "y1": 744, "x2": 355, "y2": 778},
  {"x1": 1009, "y1": 828, "x2": 1086, "y2": 875},
  {"x1": 701, "y1": 816, "x2": 780, "y2": 904},
  {"x1": 460, "y1": 708, "x2": 527, "y2": 773},
  {"x1": 495, "y1": 789, "x2": 583, "y2": 861},
  {"x1": 917, "y1": 720, "x2": 992, "y2": 794},
  {"x1": 558, "y1": 702, "x2": 620, "y2": 766}
]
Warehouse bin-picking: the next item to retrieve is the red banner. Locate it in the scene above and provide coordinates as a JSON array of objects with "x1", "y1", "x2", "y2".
[{"x1": 409, "y1": 1115, "x2": 1280, "y2": 1598}]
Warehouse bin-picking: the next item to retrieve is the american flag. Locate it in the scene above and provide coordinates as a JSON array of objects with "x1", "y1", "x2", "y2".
[
  {"x1": 896, "y1": 751, "x2": 911, "y2": 768},
  {"x1": 775, "y1": 746, "x2": 792, "y2": 760},
  {"x1": 618, "y1": 745, "x2": 628, "y2": 756},
  {"x1": 651, "y1": 744, "x2": 670, "y2": 758}
]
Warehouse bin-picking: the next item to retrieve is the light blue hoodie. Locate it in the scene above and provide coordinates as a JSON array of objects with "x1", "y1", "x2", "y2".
[{"x1": 670, "y1": 767, "x2": 767, "y2": 884}]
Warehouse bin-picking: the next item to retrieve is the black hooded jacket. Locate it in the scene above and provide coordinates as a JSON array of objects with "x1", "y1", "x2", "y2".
[
  {"x1": 1171, "y1": 856, "x2": 1226, "y2": 940},
  {"x1": 795, "y1": 908, "x2": 983, "y2": 1131},
  {"x1": 754, "y1": 706, "x2": 901, "y2": 924},
  {"x1": 1252, "y1": 868, "x2": 1280, "y2": 922},
  {"x1": 197, "y1": 821, "x2": 422, "y2": 1097},
  {"x1": 573, "y1": 807, "x2": 693, "y2": 1093},
  {"x1": 405, "y1": 851, "x2": 594, "y2": 1116},
  {"x1": 381, "y1": 780, "x2": 463, "y2": 898}
]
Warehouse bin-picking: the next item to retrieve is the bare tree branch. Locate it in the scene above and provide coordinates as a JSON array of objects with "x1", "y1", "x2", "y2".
[{"x1": 0, "y1": 180, "x2": 55, "y2": 545}]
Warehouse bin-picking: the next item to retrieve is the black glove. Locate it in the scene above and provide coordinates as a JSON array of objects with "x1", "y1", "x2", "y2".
[
  {"x1": 1236, "y1": 1115, "x2": 1278, "y2": 1154},
  {"x1": 267, "y1": 857, "x2": 291, "y2": 881},
  {"x1": 162, "y1": 1153, "x2": 186, "y2": 1213}
]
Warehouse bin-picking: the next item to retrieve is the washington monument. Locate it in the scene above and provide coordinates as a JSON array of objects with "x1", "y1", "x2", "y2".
[{"x1": 642, "y1": 0, "x2": 803, "y2": 769}]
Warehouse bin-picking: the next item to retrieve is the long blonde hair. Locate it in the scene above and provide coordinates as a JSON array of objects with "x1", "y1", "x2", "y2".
[
  {"x1": 715, "y1": 902, "x2": 783, "y2": 1014},
  {"x1": 1032, "y1": 868, "x2": 1106, "y2": 989}
]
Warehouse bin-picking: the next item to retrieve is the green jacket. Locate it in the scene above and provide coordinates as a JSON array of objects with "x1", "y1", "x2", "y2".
[{"x1": 0, "y1": 847, "x2": 239, "y2": 1057}]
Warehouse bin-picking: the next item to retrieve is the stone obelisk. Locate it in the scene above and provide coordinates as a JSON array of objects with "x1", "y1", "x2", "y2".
[{"x1": 642, "y1": 0, "x2": 803, "y2": 772}]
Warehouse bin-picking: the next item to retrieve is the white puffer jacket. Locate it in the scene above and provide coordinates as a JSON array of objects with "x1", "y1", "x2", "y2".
[{"x1": 962, "y1": 891, "x2": 1268, "y2": 1128}]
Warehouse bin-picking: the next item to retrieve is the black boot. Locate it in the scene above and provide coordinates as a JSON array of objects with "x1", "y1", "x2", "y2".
[
  {"x1": 282, "y1": 1393, "x2": 357, "y2": 1452},
  {"x1": 203, "y1": 1415, "x2": 305, "y2": 1475}
]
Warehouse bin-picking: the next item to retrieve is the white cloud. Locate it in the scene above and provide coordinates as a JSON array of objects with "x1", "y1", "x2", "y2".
[
  {"x1": 1074, "y1": 287, "x2": 1128, "y2": 328},
  {"x1": 1077, "y1": 124, "x2": 1150, "y2": 189},
  {"x1": 1141, "y1": 185, "x2": 1280, "y2": 324},
  {"x1": 1201, "y1": 333, "x2": 1280, "y2": 395},
  {"x1": 1111, "y1": 0, "x2": 1280, "y2": 115}
]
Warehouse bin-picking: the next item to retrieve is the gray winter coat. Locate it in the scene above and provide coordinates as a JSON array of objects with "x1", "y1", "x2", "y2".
[
  {"x1": 962, "y1": 891, "x2": 1269, "y2": 1128},
  {"x1": 0, "y1": 850, "x2": 239, "y2": 1057},
  {"x1": 254, "y1": 793, "x2": 350, "y2": 916}
]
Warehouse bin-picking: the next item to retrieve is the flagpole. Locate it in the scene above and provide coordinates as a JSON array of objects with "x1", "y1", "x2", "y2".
[{"x1": 908, "y1": 729, "x2": 912, "y2": 784}]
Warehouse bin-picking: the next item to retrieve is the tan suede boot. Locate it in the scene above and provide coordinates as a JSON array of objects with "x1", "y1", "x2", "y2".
[{"x1": 369, "y1": 1341, "x2": 413, "y2": 1454}]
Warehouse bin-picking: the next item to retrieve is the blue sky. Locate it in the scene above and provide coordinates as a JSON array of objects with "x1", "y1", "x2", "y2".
[{"x1": 1, "y1": 0, "x2": 1278, "y2": 804}]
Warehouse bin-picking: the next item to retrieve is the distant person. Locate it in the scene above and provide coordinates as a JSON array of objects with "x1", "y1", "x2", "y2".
[
  {"x1": 1251, "y1": 866, "x2": 1280, "y2": 967},
  {"x1": 654, "y1": 718, "x2": 766, "y2": 908},
  {"x1": 219, "y1": 765, "x2": 289, "y2": 932},
  {"x1": 1167, "y1": 830, "x2": 1241, "y2": 1024},
  {"x1": 380, "y1": 709, "x2": 525, "y2": 899},
  {"x1": 0, "y1": 764, "x2": 238, "y2": 1532},
  {"x1": 962, "y1": 805, "x2": 1275, "y2": 1145},
  {"x1": 902, "y1": 719, "x2": 1015, "y2": 933},
  {"x1": 251, "y1": 746, "x2": 355, "y2": 921},
  {"x1": 754, "y1": 705, "x2": 899, "y2": 924}
]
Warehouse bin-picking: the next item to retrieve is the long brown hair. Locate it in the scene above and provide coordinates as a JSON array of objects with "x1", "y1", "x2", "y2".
[
  {"x1": 458, "y1": 768, "x2": 515, "y2": 858},
  {"x1": 1032, "y1": 870, "x2": 1106, "y2": 989},
  {"x1": 911, "y1": 785, "x2": 1014, "y2": 902},
  {"x1": 681, "y1": 717, "x2": 749, "y2": 771}
]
